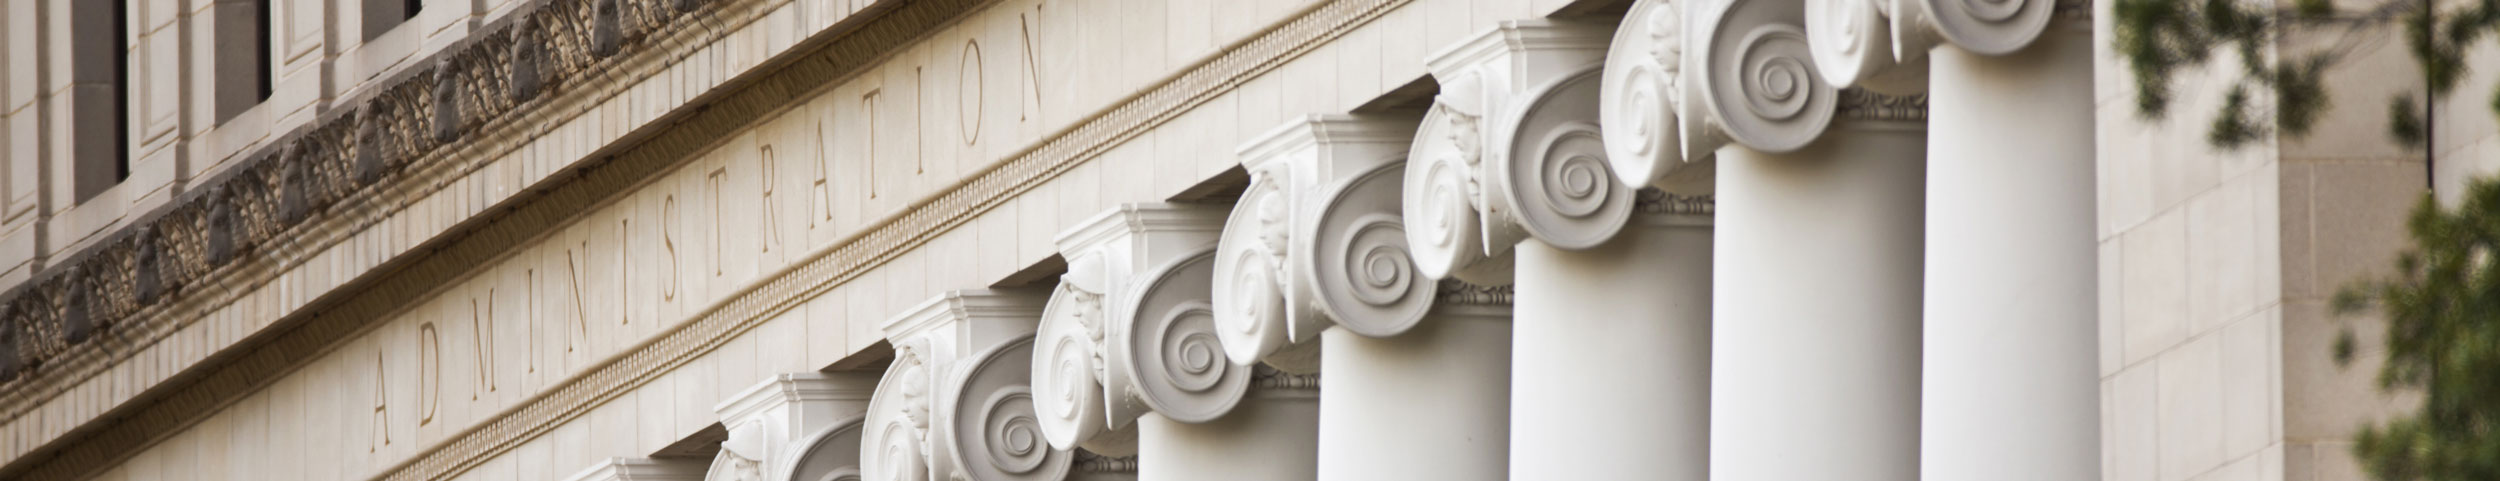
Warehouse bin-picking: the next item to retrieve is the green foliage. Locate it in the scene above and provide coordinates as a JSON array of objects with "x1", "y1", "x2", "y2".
[
  {"x1": 2113, "y1": 0, "x2": 2500, "y2": 149},
  {"x1": 2332, "y1": 178, "x2": 2500, "y2": 481}
]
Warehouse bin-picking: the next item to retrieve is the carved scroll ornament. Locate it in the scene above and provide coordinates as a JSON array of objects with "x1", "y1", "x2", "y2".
[
  {"x1": 1804, "y1": 0, "x2": 2055, "y2": 93},
  {"x1": 1212, "y1": 117, "x2": 1437, "y2": 371},
  {"x1": 1032, "y1": 248, "x2": 1248, "y2": 455},
  {"x1": 1403, "y1": 22, "x2": 1637, "y2": 286}
]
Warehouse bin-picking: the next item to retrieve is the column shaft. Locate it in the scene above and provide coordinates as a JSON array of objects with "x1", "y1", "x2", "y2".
[
  {"x1": 1513, "y1": 219, "x2": 1712, "y2": 480},
  {"x1": 1922, "y1": 24, "x2": 2099, "y2": 481},
  {"x1": 1316, "y1": 304, "x2": 1510, "y2": 481},
  {"x1": 1137, "y1": 391, "x2": 1319, "y2": 481},
  {"x1": 1714, "y1": 126, "x2": 1926, "y2": 481}
]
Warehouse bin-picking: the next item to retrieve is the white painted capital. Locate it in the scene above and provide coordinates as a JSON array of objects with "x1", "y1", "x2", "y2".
[
  {"x1": 863, "y1": 290, "x2": 1070, "y2": 481},
  {"x1": 1804, "y1": 0, "x2": 2056, "y2": 93},
  {"x1": 774, "y1": 416, "x2": 870, "y2": 481},
  {"x1": 1685, "y1": 0, "x2": 1839, "y2": 153},
  {"x1": 1213, "y1": 116, "x2": 1437, "y2": 371},
  {"x1": 712, "y1": 372, "x2": 881, "y2": 481},
  {"x1": 567, "y1": 458, "x2": 709, "y2": 481},
  {"x1": 1404, "y1": 21, "x2": 1637, "y2": 286},
  {"x1": 1598, "y1": 0, "x2": 1714, "y2": 193},
  {"x1": 1031, "y1": 204, "x2": 1242, "y2": 456}
]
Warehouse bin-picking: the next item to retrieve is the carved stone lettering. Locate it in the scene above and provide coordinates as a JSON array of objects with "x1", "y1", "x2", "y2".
[
  {"x1": 813, "y1": 117, "x2": 834, "y2": 228},
  {"x1": 470, "y1": 294, "x2": 498, "y2": 400},
  {"x1": 708, "y1": 168, "x2": 727, "y2": 277},
  {"x1": 371, "y1": 350, "x2": 392, "y2": 452},
  {"x1": 915, "y1": 66, "x2": 928, "y2": 174},
  {"x1": 419, "y1": 322, "x2": 440, "y2": 426},
  {"x1": 662, "y1": 195, "x2": 681, "y2": 301},
  {"x1": 863, "y1": 90, "x2": 881, "y2": 199},
  {"x1": 1019, "y1": 11, "x2": 1042, "y2": 122},
  {"x1": 961, "y1": 39, "x2": 983, "y2": 145},
  {"x1": 566, "y1": 242, "x2": 590, "y2": 353},
  {"x1": 618, "y1": 219, "x2": 632, "y2": 325},
  {"x1": 526, "y1": 269, "x2": 540, "y2": 374},
  {"x1": 760, "y1": 146, "x2": 780, "y2": 254}
]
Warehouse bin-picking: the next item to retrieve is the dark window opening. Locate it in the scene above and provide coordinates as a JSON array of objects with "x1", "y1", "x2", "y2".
[
  {"x1": 214, "y1": 0, "x2": 273, "y2": 124},
  {"x1": 363, "y1": 0, "x2": 422, "y2": 42},
  {"x1": 69, "y1": 0, "x2": 131, "y2": 202},
  {"x1": 110, "y1": 0, "x2": 127, "y2": 184}
]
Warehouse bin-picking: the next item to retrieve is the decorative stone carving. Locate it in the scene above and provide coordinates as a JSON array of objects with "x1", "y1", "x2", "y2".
[
  {"x1": 594, "y1": 0, "x2": 624, "y2": 58},
  {"x1": 433, "y1": 59, "x2": 463, "y2": 143},
  {"x1": 714, "y1": 373, "x2": 881, "y2": 481},
  {"x1": 864, "y1": 290, "x2": 1073, "y2": 481},
  {"x1": 1032, "y1": 204, "x2": 1239, "y2": 456},
  {"x1": 60, "y1": 273, "x2": 91, "y2": 344},
  {"x1": 771, "y1": 417, "x2": 868, "y2": 481},
  {"x1": 133, "y1": 229, "x2": 161, "y2": 306},
  {"x1": 1804, "y1": 0, "x2": 2055, "y2": 93},
  {"x1": 1213, "y1": 116, "x2": 1433, "y2": 372},
  {"x1": 1598, "y1": 0, "x2": 1711, "y2": 191},
  {"x1": 948, "y1": 338, "x2": 1071, "y2": 481},
  {"x1": 512, "y1": 20, "x2": 545, "y2": 103},
  {"x1": 279, "y1": 145, "x2": 313, "y2": 224},
  {"x1": 707, "y1": 447, "x2": 766, "y2": 481},
  {"x1": 1403, "y1": 21, "x2": 1630, "y2": 287},
  {"x1": 1689, "y1": 0, "x2": 1836, "y2": 153},
  {"x1": 206, "y1": 188, "x2": 238, "y2": 267}
]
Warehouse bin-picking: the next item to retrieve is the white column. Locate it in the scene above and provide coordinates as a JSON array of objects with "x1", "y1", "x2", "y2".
[
  {"x1": 1316, "y1": 291, "x2": 1511, "y2": 480},
  {"x1": 1141, "y1": 372, "x2": 1319, "y2": 481},
  {"x1": 1920, "y1": 16, "x2": 2097, "y2": 481},
  {"x1": 1801, "y1": 0, "x2": 2094, "y2": 477},
  {"x1": 1713, "y1": 122, "x2": 1925, "y2": 481},
  {"x1": 1032, "y1": 203, "x2": 1317, "y2": 481},
  {"x1": 1512, "y1": 210, "x2": 1710, "y2": 480},
  {"x1": 1212, "y1": 115, "x2": 1504, "y2": 481},
  {"x1": 1406, "y1": 20, "x2": 1717, "y2": 481}
]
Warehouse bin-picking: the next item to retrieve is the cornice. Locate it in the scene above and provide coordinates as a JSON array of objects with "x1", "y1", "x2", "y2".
[
  {"x1": 715, "y1": 373, "x2": 879, "y2": 428},
  {"x1": 880, "y1": 289, "x2": 1049, "y2": 342},
  {"x1": 10, "y1": 0, "x2": 1426, "y2": 477},
  {"x1": 2, "y1": 0, "x2": 876, "y2": 477},
  {"x1": 1051, "y1": 204, "x2": 1229, "y2": 259},
  {"x1": 1424, "y1": 20, "x2": 1613, "y2": 81},
  {"x1": 561, "y1": 457, "x2": 709, "y2": 481}
]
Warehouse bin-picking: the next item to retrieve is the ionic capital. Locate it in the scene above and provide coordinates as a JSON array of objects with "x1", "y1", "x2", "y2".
[
  {"x1": 711, "y1": 372, "x2": 880, "y2": 481},
  {"x1": 1031, "y1": 204, "x2": 1243, "y2": 456},
  {"x1": 1405, "y1": 21, "x2": 1638, "y2": 286},
  {"x1": 1804, "y1": 0, "x2": 2058, "y2": 93},
  {"x1": 862, "y1": 291, "x2": 1070, "y2": 481},
  {"x1": 1213, "y1": 116, "x2": 1437, "y2": 371}
]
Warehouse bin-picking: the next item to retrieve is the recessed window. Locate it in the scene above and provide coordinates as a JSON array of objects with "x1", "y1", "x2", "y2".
[
  {"x1": 213, "y1": 0, "x2": 273, "y2": 123},
  {"x1": 67, "y1": 0, "x2": 129, "y2": 202},
  {"x1": 362, "y1": 0, "x2": 422, "y2": 42}
]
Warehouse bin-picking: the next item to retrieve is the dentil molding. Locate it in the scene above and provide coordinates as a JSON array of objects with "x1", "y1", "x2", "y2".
[
  {"x1": 1031, "y1": 204, "x2": 1242, "y2": 456},
  {"x1": 1212, "y1": 115, "x2": 1436, "y2": 374}
]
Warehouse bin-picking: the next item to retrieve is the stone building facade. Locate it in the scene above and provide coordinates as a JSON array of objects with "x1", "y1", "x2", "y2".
[{"x1": 0, "y1": 0, "x2": 2441, "y2": 480}]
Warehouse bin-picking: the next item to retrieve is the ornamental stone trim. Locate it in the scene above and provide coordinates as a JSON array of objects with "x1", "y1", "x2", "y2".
[{"x1": 0, "y1": 0, "x2": 930, "y2": 478}]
